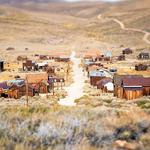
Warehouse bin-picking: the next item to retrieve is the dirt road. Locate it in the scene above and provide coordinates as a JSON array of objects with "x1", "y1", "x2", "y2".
[
  {"x1": 97, "y1": 14, "x2": 150, "y2": 45},
  {"x1": 58, "y1": 51, "x2": 87, "y2": 106}
]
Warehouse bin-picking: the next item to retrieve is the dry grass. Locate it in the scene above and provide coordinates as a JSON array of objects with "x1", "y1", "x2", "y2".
[{"x1": 0, "y1": 96, "x2": 150, "y2": 150}]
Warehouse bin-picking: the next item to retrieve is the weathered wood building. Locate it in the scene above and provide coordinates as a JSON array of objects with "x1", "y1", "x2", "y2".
[
  {"x1": 89, "y1": 70, "x2": 106, "y2": 86},
  {"x1": 8, "y1": 84, "x2": 35, "y2": 99},
  {"x1": 122, "y1": 48, "x2": 133, "y2": 55},
  {"x1": 113, "y1": 74, "x2": 143, "y2": 99},
  {"x1": 23, "y1": 60, "x2": 38, "y2": 71},
  {"x1": 138, "y1": 52, "x2": 149, "y2": 60},
  {"x1": 113, "y1": 74, "x2": 150, "y2": 100},
  {"x1": 0, "y1": 60, "x2": 4, "y2": 72},
  {"x1": 26, "y1": 73, "x2": 49, "y2": 94},
  {"x1": 122, "y1": 77, "x2": 143, "y2": 100},
  {"x1": 135, "y1": 64, "x2": 148, "y2": 71},
  {"x1": 96, "y1": 77, "x2": 113, "y2": 92},
  {"x1": 117, "y1": 55, "x2": 125, "y2": 61}
]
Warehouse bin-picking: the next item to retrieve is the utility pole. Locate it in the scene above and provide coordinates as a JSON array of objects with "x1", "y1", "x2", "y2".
[{"x1": 25, "y1": 76, "x2": 29, "y2": 106}]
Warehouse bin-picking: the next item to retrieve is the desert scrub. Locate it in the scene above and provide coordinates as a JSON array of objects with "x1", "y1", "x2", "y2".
[
  {"x1": 0, "y1": 103, "x2": 150, "y2": 150},
  {"x1": 136, "y1": 100, "x2": 150, "y2": 109}
]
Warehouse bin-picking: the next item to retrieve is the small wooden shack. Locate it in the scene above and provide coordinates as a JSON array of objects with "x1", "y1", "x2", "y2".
[
  {"x1": 6, "y1": 47, "x2": 15, "y2": 51},
  {"x1": 122, "y1": 48, "x2": 133, "y2": 55},
  {"x1": 138, "y1": 52, "x2": 149, "y2": 60},
  {"x1": 117, "y1": 55, "x2": 125, "y2": 61},
  {"x1": 39, "y1": 55, "x2": 48, "y2": 60},
  {"x1": 23, "y1": 60, "x2": 38, "y2": 71},
  {"x1": 0, "y1": 60, "x2": 4, "y2": 72},
  {"x1": 96, "y1": 77, "x2": 113, "y2": 92},
  {"x1": 135, "y1": 64, "x2": 148, "y2": 71},
  {"x1": 17, "y1": 56, "x2": 28, "y2": 61},
  {"x1": 55, "y1": 56, "x2": 70, "y2": 62}
]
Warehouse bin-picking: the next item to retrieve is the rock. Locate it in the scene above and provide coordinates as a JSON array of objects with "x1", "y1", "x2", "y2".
[{"x1": 114, "y1": 140, "x2": 138, "y2": 150}]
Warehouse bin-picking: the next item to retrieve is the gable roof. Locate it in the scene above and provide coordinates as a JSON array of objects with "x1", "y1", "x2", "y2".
[
  {"x1": 0, "y1": 82, "x2": 9, "y2": 90},
  {"x1": 26, "y1": 73, "x2": 48, "y2": 84},
  {"x1": 90, "y1": 70, "x2": 105, "y2": 77},
  {"x1": 141, "y1": 78, "x2": 150, "y2": 87},
  {"x1": 97, "y1": 77, "x2": 112, "y2": 88}
]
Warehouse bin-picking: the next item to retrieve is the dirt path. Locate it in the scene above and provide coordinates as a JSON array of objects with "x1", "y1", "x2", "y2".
[
  {"x1": 58, "y1": 51, "x2": 87, "y2": 106},
  {"x1": 97, "y1": 14, "x2": 150, "y2": 45}
]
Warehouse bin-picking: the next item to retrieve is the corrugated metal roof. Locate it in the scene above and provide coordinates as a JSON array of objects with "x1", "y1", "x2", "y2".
[
  {"x1": 123, "y1": 77, "x2": 150, "y2": 87},
  {"x1": 90, "y1": 70, "x2": 105, "y2": 77},
  {"x1": 113, "y1": 74, "x2": 143, "y2": 86},
  {"x1": 8, "y1": 80, "x2": 25, "y2": 86},
  {"x1": 105, "y1": 51, "x2": 112, "y2": 57}
]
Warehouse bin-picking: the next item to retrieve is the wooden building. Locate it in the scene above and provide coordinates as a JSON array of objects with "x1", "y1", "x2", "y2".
[
  {"x1": 142, "y1": 78, "x2": 150, "y2": 96},
  {"x1": 89, "y1": 70, "x2": 105, "y2": 86},
  {"x1": 117, "y1": 55, "x2": 125, "y2": 61},
  {"x1": 23, "y1": 60, "x2": 38, "y2": 71},
  {"x1": 37, "y1": 62, "x2": 48, "y2": 71},
  {"x1": 138, "y1": 52, "x2": 149, "y2": 60},
  {"x1": 6, "y1": 47, "x2": 15, "y2": 51},
  {"x1": 135, "y1": 64, "x2": 148, "y2": 71},
  {"x1": 113, "y1": 74, "x2": 143, "y2": 99},
  {"x1": 96, "y1": 77, "x2": 112, "y2": 92},
  {"x1": 0, "y1": 60, "x2": 4, "y2": 72},
  {"x1": 46, "y1": 66, "x2": 55, "y2": 75},
  {"x1": 26, "y1": 73, "x2": 49, "y2": 94},
  {"x1": 8, "y1": 84, "x2": 35, "y2": 99},
  {"x1": 39, "y1": 55, "x2": 48, "y2": 60},
  {"x1": 55, "y1": 56, "x2": 70, "y2": 62},
  {"x1": 114, "y1": 74, "x2": 150, "y2": 100},
  {"x1": 17, "y1": 56, "x2": 28, "y2": 61},
  {"x1": 122, "y1": 77, "x2": 143, "y2": 100},
  {"x1": 122, "y1": 48, "x2": 133, "y2": 55},
  {"x1": 0, "y1": 82, "x2": 9, "y2": 97}
]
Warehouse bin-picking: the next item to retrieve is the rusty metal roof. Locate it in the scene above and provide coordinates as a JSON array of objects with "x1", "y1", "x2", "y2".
[
  {"x1": 113, "y1": 74, "x2": 143, "y2": 86},
  {"x1": 123, "y1": 77, "x2": 150, "y2": 87}
]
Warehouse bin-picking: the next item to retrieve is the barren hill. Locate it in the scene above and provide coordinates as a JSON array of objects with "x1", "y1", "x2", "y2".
[{"x1": 0, "y1": 0, "x2": 149, "y2": 58}]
